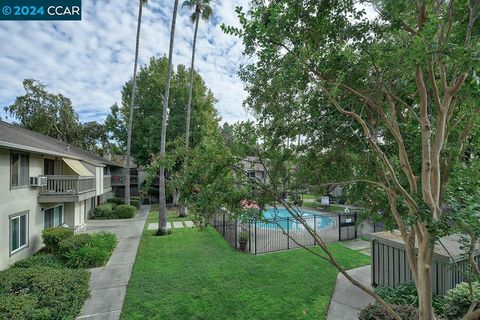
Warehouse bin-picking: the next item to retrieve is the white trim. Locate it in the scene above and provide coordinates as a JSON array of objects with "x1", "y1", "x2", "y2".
[{"x1": 9, "y1": 212, "x2": 29, "y2": 255}]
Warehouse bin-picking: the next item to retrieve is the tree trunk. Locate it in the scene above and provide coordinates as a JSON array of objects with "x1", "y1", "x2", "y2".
[
  {"x1": 417, "y1": 231, "x2": 436, "y2": 320},
  {"x1": 158, "y1": 0, "x2": 179, "y2": 236},
  {"x1": 185, "y1": 14, "x2": 199, "y2": 152},
  {"x1": 172, "y1": 189, "x2": 180, "y2": 206},
  {"x1": 125, "y1": 0, "x2": 144, "y2": 206},
  {"x1": 180, "y1": 13, "x2": 200, "y2": 219}
]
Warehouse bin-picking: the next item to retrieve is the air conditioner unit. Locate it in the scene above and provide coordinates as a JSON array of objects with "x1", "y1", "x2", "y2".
[{"x1": 30, "y1": 176, "x2": 47, "y2": 187}]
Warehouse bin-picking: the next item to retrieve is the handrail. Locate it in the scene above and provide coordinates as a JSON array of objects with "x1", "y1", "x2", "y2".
[{"x1": 39, "y1": 175, "x2": 95, "y2": 196}]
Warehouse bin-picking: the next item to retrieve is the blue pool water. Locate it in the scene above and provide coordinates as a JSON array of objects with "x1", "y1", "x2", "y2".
[{"x1": 262, "y1": 208, "x2": 334, "y2": 231}]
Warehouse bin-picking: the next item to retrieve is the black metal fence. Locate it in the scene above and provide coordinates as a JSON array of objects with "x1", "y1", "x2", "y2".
[{"x1": 211, "y1": 210, "x2": 384, "y2": 255}]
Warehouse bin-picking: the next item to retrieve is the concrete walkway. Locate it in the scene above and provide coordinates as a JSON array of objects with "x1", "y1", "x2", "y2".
[
  {"x1": 326, "y1": 265, "x2": 374, "y2": 320},
  {"x1": 76, "y1": 204, "x2": 150, "y2": 320}
]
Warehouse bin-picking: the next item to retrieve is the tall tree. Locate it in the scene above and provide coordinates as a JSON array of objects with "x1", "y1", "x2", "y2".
[
  {"x1": 125, "y1": 0, "x2": 148, "y2": 206},
  {"x1": 6, "y1": 79, "x2": 108, "y2": 152},
  {"x1": 223, "y1": 1, "x2": 480, "y2": 319},
  {"x1": 158, "y1": 0, "x2": 180, "y2": 236},
  {"x1": 180, "y1": 0, "x2": 214, "y2": 217},
  {"x1": 104, "y1": 57, "x2": 219, "y2": 166}
]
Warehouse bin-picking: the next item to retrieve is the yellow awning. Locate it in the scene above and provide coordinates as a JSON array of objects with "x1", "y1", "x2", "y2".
[{"x1": 62, "y1": 158, "x2": 94, "y2": 177}]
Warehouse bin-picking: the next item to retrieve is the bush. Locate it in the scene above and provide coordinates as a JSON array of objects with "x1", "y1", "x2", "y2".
[
  {"x1": 12, "y1": 253, "x2": 64, "y2": 269},
  {"x1": 0, "y1": 267, "x2": 90, "y2": 319},
  {"x1": 90, "y1": 203, "x2": 116, "y2": 219},
  {"x1": 91, "y1": 232, "x2": 118, "y2": 254},
  {"x1": 359, "y1": 303, "x2": 418, "y2": 320},
  {"x1": 376, "y1": 282, "x2": 419, "y2": 306},
  {"x1": 130, "y1": 199, "x2": 140, "y2": 209},
  {"x1": 58, "y1": 232, "x2": 117, "y2": 268},
  {"x1": 442, "y1": 282, "x2": 480, "y2": 319},
  {"x1": 116, "y1": 205, "x2": 137, "y2": 218},
  {"x1": 41, "y1": 227, "x2": 74, "y2": 253},
  {"x1": 107, "y1": 197, "x2": 124, "y2": 205},
  {"x1": 376, "y1": 282, "x2": 444, "y2": 314}
]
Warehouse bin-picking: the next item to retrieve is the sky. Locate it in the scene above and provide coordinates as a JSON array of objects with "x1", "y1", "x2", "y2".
[{"x1": 0, "y1": 0, "x2": 251, "y2": 124}]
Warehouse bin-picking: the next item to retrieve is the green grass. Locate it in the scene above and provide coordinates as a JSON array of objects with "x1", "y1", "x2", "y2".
[
  {"x1": 147, "y1": 204, "x2": 191, "y2": 223},
  {"x1": 121, "y1": 212, "x2": 370, "y2": 320}
]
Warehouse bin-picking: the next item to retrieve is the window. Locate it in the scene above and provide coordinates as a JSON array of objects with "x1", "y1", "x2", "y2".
[
  {"x1": 11, "y1": 153, "x2": 29, "y2": 188},
  {"x1": 247, "y1": 171, "x2": 256, "y2": 178},
  {"x1": 10, "y1": 212, "x2": 28, "y2": 254},
  {"x1": 44, "y1": 159, "x2": 55, "y2": 175},
  {"x1": 44, "y1": 205, "x2": 63, "y2": 229}
]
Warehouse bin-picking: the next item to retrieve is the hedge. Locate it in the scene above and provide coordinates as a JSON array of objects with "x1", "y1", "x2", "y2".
[
  {"x1": 59, "y1": 232, "x2": 117, "y2": 268},
  {"x1": 41, "y1": 227, "x2": 74, "y2": 253},
  {"x1": 107, "y1": 197, "x2": 124, "y2": 205},
  {"x1": 116, "y1": 205, "x2": 137, "y2": 219},
  {"x1": 0, "y1": 267, "x2": 90, "y2": 319},
  {"x1": 12, "y1": 253, "x2": 64, "y2": 269},
  {"x1": 359, "y1": 303, "x2": 418, "y2": 320},
  {"x1": 90, "y1": 203, "x2": 116, "y2": 219}
]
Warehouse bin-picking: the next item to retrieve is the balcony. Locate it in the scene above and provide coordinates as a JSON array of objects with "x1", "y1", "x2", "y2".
[
  {"x1": 38, "y1": 175, "x2": 96, "y2": 203},
  {"x1": 111, "y1": 175, "x2": 138, "y2": 186}
]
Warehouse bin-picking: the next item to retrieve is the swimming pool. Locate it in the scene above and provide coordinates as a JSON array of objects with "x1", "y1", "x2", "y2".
[{"x1": 262, "y1": 208, "x2": 334, "y2": 231}]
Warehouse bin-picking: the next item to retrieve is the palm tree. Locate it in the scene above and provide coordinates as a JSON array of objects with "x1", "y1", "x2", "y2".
[
  {"x1": 158, "y1": 0, "x2": 180, "y2": 236},
  {"x1": 125, "y1": 0, "x2": 147, "y2": 205},
  {"x1": 179, "y1": 0, "x2": 213, "y2": 217}
]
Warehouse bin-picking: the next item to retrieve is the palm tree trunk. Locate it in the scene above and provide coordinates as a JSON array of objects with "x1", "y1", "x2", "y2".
[
  {"x1": 179, "y1": 15, "x2": 200, "y2": 218},
  {"x1": 185, "y1": 16, "x2": 199, "y2": 152},
  {"x1": 158, "y1": 0, "x2": 179, "y2": 236},
  {"x1": 125, "y1": 0, "x2": 144, "y2": 206}
]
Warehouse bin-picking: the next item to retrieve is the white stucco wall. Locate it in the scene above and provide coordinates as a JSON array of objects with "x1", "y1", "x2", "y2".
[{"x1": 0, "y1": 149, "x2": 71, "y2": 270}]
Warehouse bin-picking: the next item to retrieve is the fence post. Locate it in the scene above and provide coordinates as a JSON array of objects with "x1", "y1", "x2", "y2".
[
  {"x1": 314, "y1": 215, "x2": 317, "y2": 246},
  {"x1": 353, "y1": 212, "x2": 358, "y2": 239},
  {"x1": 287, "y1": 218, "x2": 290, "y2": 250},
  {"x1": 235, "y1": 219, "x2": 238, "y2": 250},
  {"x1": 338, "y1": 213, "x2": 341, "y2": 242},
  {"x1": 254, "y1": 220, "x2": 257, "y2": 255},
  {"x1": 222, "y1": 212, "x2": 225, "y2": 237},
  {"x1": 248, "y1": 220, "x2": 251, "y2": 252}
]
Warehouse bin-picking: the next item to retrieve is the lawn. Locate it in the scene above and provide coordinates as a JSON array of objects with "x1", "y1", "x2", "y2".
[
  {"x1": 121, "y1": 211, "x2": 370, "y2": 320},
  {"x1": 147, "y1": 204, "x2": 191, "y2": 223}
]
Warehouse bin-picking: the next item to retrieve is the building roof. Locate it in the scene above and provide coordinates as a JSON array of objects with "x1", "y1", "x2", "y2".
[
  {"x1": 0, "y1": 120, "x2": 121, "y2": 167},
  {"x1": 370, "y1": 230, "x2": 480, "y2": 262}
]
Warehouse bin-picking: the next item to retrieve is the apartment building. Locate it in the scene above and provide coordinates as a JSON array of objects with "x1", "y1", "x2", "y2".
[{"x1": 0, "y1": 121, "x2": 121, "y2": 270}]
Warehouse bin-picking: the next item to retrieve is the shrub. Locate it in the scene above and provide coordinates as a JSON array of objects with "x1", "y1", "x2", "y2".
[
  {"x1": 376, "y1": 282, "x2": 444, "y2": 314},
  {"x1": 12, "y1": 253, "x2": 64, "y2": 269},
  {"x1": 130, "y1": 199, "x2": 141, "y2": 209},
  {"x1": 0, "y1": 267, "x2": 90, "y2": 319},
  {"x1": 58, "y1": 233, "x2": 92, "y2": 257},
  {"x1": 130, "y1": 196, "x2": 140, "y2": 201},
  {"x1": 41, "y1": 227, "x2": 74, "y2": 253},
  {"x1": 376, "y1": 283, "x2": 419, "y2": 306},
  {"x1": 359, "y1": 303, "x2": 418, "y2": 320},
  {"x1": 107, "y1": 197, "x2": 124, "y2": 205},
  {"x1": 90, "y1": 203, "x2": 116, "y2": 219},
  {"x1": 441, "y1": 282, "x2": 480, "y2": 319},
  {"x1": 116, "y1": 205, "x2": 137, "y2": 218},
  {"x1": 58, "y1": 232, "x2": 117, "y2": 268},
  {"x1": 91, "y1": 232, "x2": 118, "y2": 254}
]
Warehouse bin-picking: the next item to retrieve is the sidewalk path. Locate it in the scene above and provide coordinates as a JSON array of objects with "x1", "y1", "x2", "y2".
[
  {"x1": 76, "y1": 204, "x2": 150, "y2": 320},
  {"x1": 326, "y1": 265, "x2": 374, "y2": 320}
]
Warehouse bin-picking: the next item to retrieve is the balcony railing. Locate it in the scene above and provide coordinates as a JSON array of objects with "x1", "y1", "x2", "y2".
[
  {"x1": 111, "y1": 175, "x2": 138, "y2": 186},
  {"x1": 103, "y1": 175, "x2": 111, "y2": 188},
  {"x1": 39, "y1": 175, "x2": 95, "y2": 196}
]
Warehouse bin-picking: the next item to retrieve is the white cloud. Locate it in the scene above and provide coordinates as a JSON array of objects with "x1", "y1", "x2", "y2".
[{"x1": 0, "y1": 0, "x2": 251, "y2": 124}]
